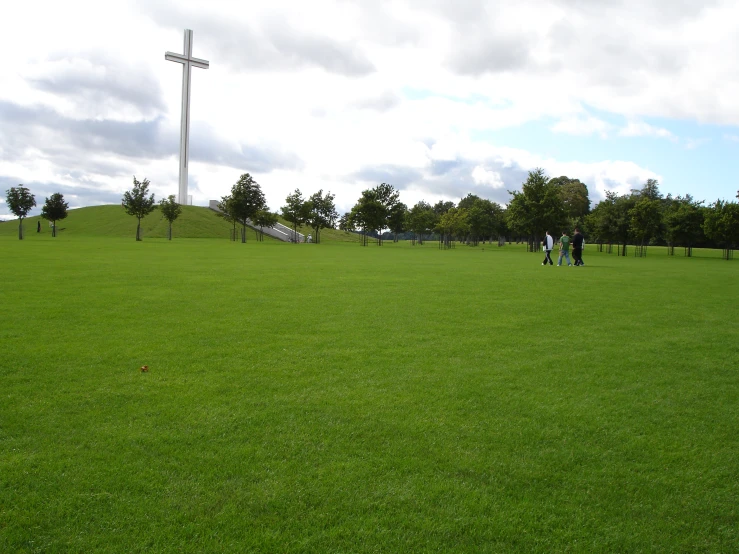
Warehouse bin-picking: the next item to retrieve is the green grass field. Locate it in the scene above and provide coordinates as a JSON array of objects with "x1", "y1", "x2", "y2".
[{"x1": 1, "y1": 225, "x2": 737, "y2": 552}]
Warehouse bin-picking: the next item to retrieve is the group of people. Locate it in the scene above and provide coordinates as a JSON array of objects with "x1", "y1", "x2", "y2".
[{"x1": 541, "y1": 228, "x2": 585, "y2": 267}]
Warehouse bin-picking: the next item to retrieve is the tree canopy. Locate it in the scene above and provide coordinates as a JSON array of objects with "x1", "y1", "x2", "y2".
[
  {"x1": 159, "y1": 195, "x2": 182, "y2": 240},
  {"x1": 5, "y1": 185, "x2": 36, "y2": 240},
  {"x1": 122, "y1": 176, "x2": 156, "y2": 241},
  {"x1": 41, "y1": 193, "x2": 69, "y2": 238}
]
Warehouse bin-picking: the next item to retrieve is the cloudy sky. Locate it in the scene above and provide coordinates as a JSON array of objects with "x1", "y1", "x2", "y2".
[{"x1": 2, "y1": 0, "x2": 738, "y2": 219}]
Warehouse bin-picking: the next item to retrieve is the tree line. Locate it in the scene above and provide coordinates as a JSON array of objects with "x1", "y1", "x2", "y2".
[
  {"x1": 330, "y1": 170, "x2": 739, "y2": 260},
  {"x1": 6, "y1": 172, "x2": 739, "y2": 258}
]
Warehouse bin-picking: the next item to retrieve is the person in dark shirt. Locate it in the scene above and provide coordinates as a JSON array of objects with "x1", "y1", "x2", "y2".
[{"x1": 572, "y1": 228, "x2": 585, "y2": 266}]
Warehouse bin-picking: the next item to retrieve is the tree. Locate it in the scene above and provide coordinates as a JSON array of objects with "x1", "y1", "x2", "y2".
[
  {"x1": 305, "y1": 189, "x2": 338, "y2": 244},
  {"x1": 159, "y1": 195, "x2": 182, "y2": 240},
  {"x1": 216, "y1": 194, "x2": 238, "y2": 240},
  {"x1": 457, "y1": 193, "x2": 481, "y2": 211},
  {"x1": 629, "y1": 197, "x2": 662, "y2": 256},
  {"x1": 550, "y1": 176, "x2": 591, "y2": 226},
  {"x1": 387, "y1": 202, "x2": 408, "y2": 242},
  {"x1": 466, "y1": 198, "x2": 503, "y2": 245},
  {"x1": 253, "y1": 209, "x2": 279, "y2": 241},
  {"x1": 506, "y1": 168, "x2": 566, "y2": 252},
  {"x1": 433, "y1": 200, "x2": 455, "y2": 215},
  {"x1": 230, "y1": 173, "x2": 267, "y2": 243},
  {"x1": 586, "y1": 192, "x2": 619, "y2": 253},
  {"x1": 612, "y1": 193, "x2": 637, "y2": 256},
  {"x1": 437, "y1": 207, "x2": 469, "y2": 249},
  {"x1": 338, "y1": 212, "x2": 355, "y2": 232},
  {"x1": 350, "y1": 187, "x2": 387, "y2": 246},
  {"x1": 664, "y1": 195, "x2": 704, "y2": 256},
  {"x1": 122, "y1": 176, "x2": 156, "y2": 241},
  {"x1": 406, "y1": 201, "x2": 435, "y2": 245},
  {"x1": 281, "y1": 189, "x2": 310, "y2": 243},
  {"x1": 703, "y1": 200, "x2": 739, "y2": 260},
  {"x1": 40, "y1": 193, "x2": 69, "y2": 238},
  {"x1": 5, "y1": 185, "x2": 36, "y2": 240}
]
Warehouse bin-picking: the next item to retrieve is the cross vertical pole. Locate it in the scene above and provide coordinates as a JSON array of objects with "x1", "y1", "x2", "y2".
[
  {"x1": 166, "y1": 29, "x2": 209, "y2": 205},
  {"x1": 179, "y1": 29, "x2": 192, "y2": 206}
]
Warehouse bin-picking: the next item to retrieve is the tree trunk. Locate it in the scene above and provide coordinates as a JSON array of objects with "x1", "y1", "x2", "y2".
[
  {"x1": 52, "y1": 220, "x2": 56, "y2": 238},
  {"x1": 136, "y1": 219, "x2": 141, "y2": 241},
  {"x1": 168, "y1": 223, "x2": 172, "y2": 240},
  {"x1": 241, "y1": 226, "x2": 246, "y2": 243},
  {"x1": 18, "y1": 219, "x2": 23, "y2": 240}
]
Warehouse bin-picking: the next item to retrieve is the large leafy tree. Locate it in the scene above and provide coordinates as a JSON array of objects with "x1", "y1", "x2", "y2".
[
  {"x1": 387, "y1": 202, "x2": 408, "y2": 242},
  {"x1": 628, "y1": 179, "x2": 665, "y2": 254},
  {"x1": 122, "y1": 176, "x2": 156, "y2": 241},
  {"x1": 466, "y1": 198, "x2": 504, "y2": 245},
  {"x1": 506, "y1": 168, "x2": 566, "y2": 252},
  {"x1": 437, "y1": 207, "x2": 469, "y2": 248},
  {"x1": 230, "y1": 173, "x2": 267, "y2": 243},
  {"x1": 703, "y1": 200, "x2": 739, "y2": 260},
  {"x1": 41, "y1": 193, "x2": 69, "y2": 238},
  {"x1": 406, "y1": 201, "x2": 436, "y2": 245},
  {"x1": 664, "y1": 195, "x2": 704, "y2": 256},
  {"x1": 629, "y1": 197, "x2": 663, "y2": 254},
  {"x1": 433, "y1": 200, "x2": 455, "y2": 215},
  {"x1": 457, "y1": 193, "x2": 481, "y2": 211},
  {"x1": 612, "y1": 193, "x2": 637, "y2": 256},
  {"x1": 350, "y1": 184, "x2": 398, "y2": 246},
  {"x1": 281, "y1": 189, "x2": 310, "y2": 243},
  {"x1": 5, "y1": 185, "x2": 36, "y2": 240},
  {"x1": 159, "y1": 195, "x2": 182, "y2": 240},
  {"x1": 586, "y1": 191, "x2": 620, "y2": 252},
  {"x1": 550, "y1": 176, "x2": 591, "y2": 226},
  {"x1": 305, "y1": 189, "x2": 338, "y2": 244}
]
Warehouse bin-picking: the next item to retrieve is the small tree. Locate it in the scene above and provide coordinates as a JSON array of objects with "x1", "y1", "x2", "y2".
[
  {"x1": 215, "y1": 194, "x2": 238, "y2": 240},
  {"x1": 253, "y1": 209, "x2": 278, "y2": 241},
  {"x1": 305, "y1": 189, "x2": 338, "y2": 244},
  {"x1": 230, "y1": 173, "x2": 267, "y2": 243},
  {"x1": 122, "y1": 176, "x2": 156, "y2": 241},
  {"x1": 5, "y1": 185, "x2": 36, "y2": 240},
  {"x1": 281, "y1": 189, "x2": 310, "y2": 243},
  {"x1": 41, "y1": 193, "x2": 69, "y2": 237},
  {"x1": 159, "y1": 195, "x2": 182, "y2": 240}
]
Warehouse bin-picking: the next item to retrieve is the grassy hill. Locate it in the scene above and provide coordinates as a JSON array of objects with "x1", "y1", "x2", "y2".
[{"x1": 0, "y1": 204, "x2": 363, "y2": 243}]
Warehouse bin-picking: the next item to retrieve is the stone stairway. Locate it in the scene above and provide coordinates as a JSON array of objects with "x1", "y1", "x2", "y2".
[{"x1": 208, "y1": 200, "x2": 305, "y2": 242}]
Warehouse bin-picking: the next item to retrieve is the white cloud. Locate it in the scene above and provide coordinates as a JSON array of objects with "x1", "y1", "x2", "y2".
[
  {"x1": 471, "y1": 166, "x2": 505, "y2": 188},
  {"x1": 618, "y1": 121, "x2": 677, "y2": 141},
  {"x1": 551, "y1": 116, "x2": 612, "y2": 138}
]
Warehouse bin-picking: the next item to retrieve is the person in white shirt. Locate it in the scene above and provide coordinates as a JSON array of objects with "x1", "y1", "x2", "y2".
[{"x1": 541, "y1": 231, "x2": 554, "y2": 266}]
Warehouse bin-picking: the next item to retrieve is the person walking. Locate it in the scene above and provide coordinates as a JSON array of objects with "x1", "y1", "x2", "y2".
[
  {"x1": 557, "y1": 231, "x2": 572, "y2": 266},
  {"x1": 572, "y1": 227, "x2": 585, "y2": 266},
  {"x1": 541, "y1": 231, "x2": 554, "y2": 265}
]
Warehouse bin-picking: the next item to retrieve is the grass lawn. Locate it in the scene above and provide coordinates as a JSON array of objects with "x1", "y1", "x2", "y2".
[{"x1": 1, "y1": 236, "x2": 737, "y2": 552}]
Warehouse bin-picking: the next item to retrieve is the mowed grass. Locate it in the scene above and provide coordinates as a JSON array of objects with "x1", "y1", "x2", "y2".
[{"x1": 1, "y1": 237, "x2": 737, "y2": 553}]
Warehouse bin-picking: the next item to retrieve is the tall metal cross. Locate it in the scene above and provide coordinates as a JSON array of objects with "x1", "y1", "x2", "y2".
[{"x1": 165, "y1": 29, "x2": 209, "y2": 205}]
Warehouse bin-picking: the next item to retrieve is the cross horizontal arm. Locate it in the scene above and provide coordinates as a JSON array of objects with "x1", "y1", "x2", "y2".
[{"x1": 165, "y1": 52, "x2": 210, "y2": 69}]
